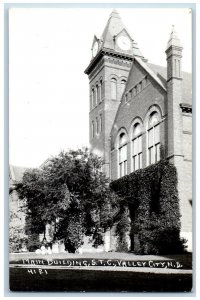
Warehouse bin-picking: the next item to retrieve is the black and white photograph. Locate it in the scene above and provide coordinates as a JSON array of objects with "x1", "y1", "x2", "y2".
[{"x1": 7, "y1": 3, "x2": 193, "y2": 294}]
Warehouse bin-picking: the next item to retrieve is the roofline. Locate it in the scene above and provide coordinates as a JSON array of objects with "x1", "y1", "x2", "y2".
[
  {"x1": 84, "y1": 48, "x2": 134, "y2": 75},
  {"x1": 134, "y1": 57, "x2": 167, "y2": 92}
]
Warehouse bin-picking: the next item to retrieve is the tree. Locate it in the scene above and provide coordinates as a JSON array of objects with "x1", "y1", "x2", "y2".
[{"x1": 17, "y1": 148, "x2": 118, "y2": 252}]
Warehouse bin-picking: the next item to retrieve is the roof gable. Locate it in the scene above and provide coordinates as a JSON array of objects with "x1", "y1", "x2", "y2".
[{"x1": 134, "y1": 57, "x2": 166, "y2": 91}]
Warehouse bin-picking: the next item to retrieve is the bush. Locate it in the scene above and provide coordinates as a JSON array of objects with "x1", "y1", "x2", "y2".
[
  {"x1": 115, "y1": 207, "x2": 130, "y2": 252},
  {"x1": 110, "y1": 160, "x2": 186, "y2": 255},
  {"x1": 26, "y1": 233, "x2": 41, "y2": 252}
]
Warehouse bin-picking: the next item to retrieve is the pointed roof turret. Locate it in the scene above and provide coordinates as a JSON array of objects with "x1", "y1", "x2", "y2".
[
  {"x1": 166, "y1": 25, "x2": 182, "y2": 50},
  {"x1": 99, "y1": 9, "x2": 144, "y2": 59},
  {"x1": 85, "y1": 10, "x2": 145, "y2": 74},
  {"x1": 100, "y1": 9, "x2": 127, "y2": 50}
]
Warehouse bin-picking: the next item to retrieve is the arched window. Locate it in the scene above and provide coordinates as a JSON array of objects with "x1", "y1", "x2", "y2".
[
  {"x1": 111, "y1": 78, "x2": 117, "y2": 100},
  {"x1": 148, "y1": 112, "x2": 160, "y2": 165},
  {"x1": 132, "y1": 123, "x2": 142, "y2": 171},
  {"x1": 91, "y1": 121, "x2": 95, "y2": 138},
  {"x1": 99, "y1": 114, "x2": 102, "y2": 132},
  {"x1": 96, "y1": 117, "x2": 99, "y2": 134},
  {"x1": 93, "y1": 88, "x2": 96, "y2": 107},
  {"x1": 91, "y1": 88, "x2": 95, "y2": 108},
  {"x1": 99, "y1": 79, "x2": 102, "y2": 102},
  {"x1": 120, "y1": 79, "x2": 126, "y2": 97},
  {"x1": 119, "y1": 132, "x2": 127, "y2": 177},
  {"x1": 96, "y1": 85, "x2": 99, "y2": 105}
]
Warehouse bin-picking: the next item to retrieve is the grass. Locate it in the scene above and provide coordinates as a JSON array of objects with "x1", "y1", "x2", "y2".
[{"x1": 10, "y1": 267, "x2": 192, "y2": 292}]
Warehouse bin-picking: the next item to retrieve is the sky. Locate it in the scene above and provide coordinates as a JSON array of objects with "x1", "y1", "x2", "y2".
[{"x1": 9, "y1": 7, "x2": 192, "y2": 168}]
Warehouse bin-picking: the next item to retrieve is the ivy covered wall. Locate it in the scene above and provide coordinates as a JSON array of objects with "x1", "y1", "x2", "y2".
[{"x1": 110, "y1": 160, "x2": 186, "y2": 254}]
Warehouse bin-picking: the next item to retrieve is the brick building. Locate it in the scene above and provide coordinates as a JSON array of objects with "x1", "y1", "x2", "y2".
[{"x1": 85, "y1": 10, "x2": 192, "y2": 251}]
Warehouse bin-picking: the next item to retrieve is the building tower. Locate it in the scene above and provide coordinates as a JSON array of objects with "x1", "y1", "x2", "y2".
[
  {"x1": 84, "y1": 10, "x2": 144, "y2": 177},
  {"x1": 166, "y1": 26, "x2": 192, "y2": 249}
]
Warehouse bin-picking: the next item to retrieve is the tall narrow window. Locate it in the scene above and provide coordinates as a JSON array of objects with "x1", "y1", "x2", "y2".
[
  {"x1": 132, "y1": 123, "x2": 142, "y2": 171},
  {"x1": 96, "y1": 85, "x2": 99, "y2": 105},
  {"x1": 99, "y1": 79, "x2": 102, "y2": 102},
  {"x1": 91, "y1": 88, "x2": 95, "y2": 108},
  {"x1": 93, "y1": 88, "x2": 96, "y2": 107},
  {"x1": 119, "y1": 132, "x2": 127, "y2": 178},
  {"x1": 120, "y1": 79, "x2": 126, "y2": 98},
  {"x1": 99, "y1": 114, "x2": 102, "y2": 133},
  {"x1": 92, "y1": 121, "x2": 95, "y2": 138},
  {"x1": 96, "y1": 117, "x2": 99, "y2": 134},
  {"x1": 145, "y1": 76, "x2": 148, "y2": 86},
  {"x1": 128, "y1": 90, "x2": 132, "y2": 101},
  {"x1": 111, "y1": 78, "x2": 117, "y2": 100},
  {"x1": 148, "y1": 112, "x2": 160, "y2": 165}
]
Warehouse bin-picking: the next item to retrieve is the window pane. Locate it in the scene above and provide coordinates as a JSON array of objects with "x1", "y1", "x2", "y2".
[
  {"x1": 133, "y1": 139, "x2": 138, "y2": 155},
  {"x1": 138, "y1": 82, "x2": 142, "y2": 92},
  {"x1": 119, "y1": 145, "x2": 127, "y2": 163},
  {"x1": 134, "y1": 155, "x2": 138, "y2": 171},
  {"x1": 111, "y1": 78, "x2": 117, "y2": 99},
  {"x1": 129, "y1": 90, "x2": 132, "y2": 100},
  {"x1": 139, "y1": 153, "x2": 142, "y2": 169},
  {"x1": 121, "y1": 80, "x2": 126, "y2": 97},
  {"x1": 96, "y1": 85, "x2": 98, "y2": 104},
  {"x1": 148, "y1": 129, "x2": 153, "y2": 147},
  {"x1": 138, "y1": 135, "x2": 142, "y2": 152},
  {"x1": 154, "y1": 124, "x2": 160, "y2": 144},
  {"x1": 124, "y1": 160, "x2": 127, "y2": 175},
  {"x1": 99, "y1": 114, "x2": 102, "y2": 132},
  {"x1": 92, "y1": 89, "x2": 94, "y2": 108},
  {"x1": 123, "y1": 145, "x2": 127, "y2": 161},
  {"x1": 149, "y1": 147, "x2": 154, "y2": 164},
  {"x1": 156, "y1": 143, "x2": 160, "y2": 162},
  {"x1": 92, "y1": 122, "x2": 94, "y2": 138},
  {"x1": 119, "y1": 163, "x2": 123, "y2": 177},
  {"x1": 133, "y1": 156, "x2": 135, "y2": 171},
  {"x1": 99, "y1": 80, "x2": 102, "y2": 101},
  {"x1": 149, "y1": 112, "x2": 159, "y2": 127},
  {"x1": 119, "y1": 133, "x2": 126, "y2": 146},
  {"x1": 94, "y1": 89, "x2": 96, "y2": 106},
  {"x1": 133, "y1": 123, "x2": 141, "y2": 137},
  {"x1": 96, "y1": 117, "x2": 98, "y2": 134}
]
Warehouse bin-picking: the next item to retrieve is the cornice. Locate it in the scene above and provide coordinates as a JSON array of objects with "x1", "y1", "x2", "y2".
[{"x1": 84, "y1": 48, "x2": 133, "y2": 75}]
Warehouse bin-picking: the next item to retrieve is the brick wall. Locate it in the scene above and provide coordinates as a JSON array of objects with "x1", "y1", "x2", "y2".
[{"x1": 110, "y1": 60, "x2": 167, "y2": 180}]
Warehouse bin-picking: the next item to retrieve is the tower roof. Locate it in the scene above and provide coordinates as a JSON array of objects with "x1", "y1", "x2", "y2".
[
  {"x1": 100, "y1": 9, "x2": 144, "y2": 58},
  {"x1": 166, "y1": 25, "x2": 182, "y2": 50}
]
